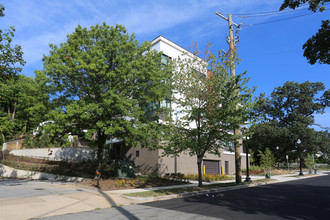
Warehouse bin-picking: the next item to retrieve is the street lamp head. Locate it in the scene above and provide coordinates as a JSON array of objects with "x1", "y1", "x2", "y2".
[{"x1": 297, "y1": 139, "x2": 301, "y2": 144}]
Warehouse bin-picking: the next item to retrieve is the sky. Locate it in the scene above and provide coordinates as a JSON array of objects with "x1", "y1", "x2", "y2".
[{"x1": 1, "y1": 0, "x2": 329, "y2": 130}]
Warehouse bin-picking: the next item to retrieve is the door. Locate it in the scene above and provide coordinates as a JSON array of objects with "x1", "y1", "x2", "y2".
[
  {"x1": 203, "y1": 160, "x2": 219, "y2": 174},
  {"x1": 225, "y1": 161, "x2": 229, "y2": 175}
]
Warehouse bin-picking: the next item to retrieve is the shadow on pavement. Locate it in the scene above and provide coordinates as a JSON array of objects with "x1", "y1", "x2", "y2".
[
  {"x1": 142, "y1": 173, "x2": 330, "y2": 220},
  {"x1": 97, "y1": 189, "x2": 139, "y2": 220}
]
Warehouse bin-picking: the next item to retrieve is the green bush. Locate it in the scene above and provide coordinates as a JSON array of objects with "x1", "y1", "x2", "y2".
[{"x1": 183, "y1": 174, "x2": 233, "y2": 182}]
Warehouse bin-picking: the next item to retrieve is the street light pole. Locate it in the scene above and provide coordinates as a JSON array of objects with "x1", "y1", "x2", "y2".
[{"x1": 297, "y1": 139, "x2": 304, "y2": 176}]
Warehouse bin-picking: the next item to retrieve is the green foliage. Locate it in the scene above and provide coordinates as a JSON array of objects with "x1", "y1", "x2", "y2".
[
  {"x1": 0, "y1": 4, "x2": 25, "y2": 80},
  {"x1": 317, "y1": 131, "x2": 330, "y2": 163},
  {"x1": 0, "y1": 74, "x2": 50, "y2": 144},
  {"x1": 247, "y1": 81, "x2": 328, "y2": 164},
  {"x1": 0, "y1": 4, "x2": 4, "y2": 17},
  {"x1": 303, "y1": 20, "x2": 329, "y2": 64},
  {"x1": 280, "y1": 0, "x2": 329, "y2": 64},
  {"x1": 280, "y1": 0, "x2": 329, "y2": 12},
  {"x1": 305, "y1": 153, "x2": 315, "y2": 170},
  {"x1": 41, "y1": 23, "x2": 171, "y2": 167},
  {"x1": 183, "y1": 173, "x2": 233, "y2": 182},
  {"x1": 162, "y1": 44, "x2": 256, "y2": 186},
  {"x1": 259, "y1": 148, "x2": 277, "y2": 173},
  {"x1": 0, "y1": 3, "x2": 30, "y2": 144},
  {"x1": 22, "y1": 131, "x2": 70, "y2": 149}
]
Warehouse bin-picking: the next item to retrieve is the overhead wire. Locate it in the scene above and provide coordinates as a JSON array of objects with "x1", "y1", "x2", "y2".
[
  {"x1": 221, "y1": 3, "x2": 329, "y2": 28},
  {"x1": 223, "y1": 2, "x2": 329, "y2": 17},
  {"x1": 235, "y1": 6, "x2": 310, "y2": 17},
  {"x1": 236, "y1": 7, "x2": 310, "y2": 18},
  {"x1": 242, "y1": 12, "x2": 318, "y2": 27}
]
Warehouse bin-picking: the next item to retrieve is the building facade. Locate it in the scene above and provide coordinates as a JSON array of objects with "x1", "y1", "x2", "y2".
[{"x1": 122, "y1": 36, "x2": 248, "y2": 175}]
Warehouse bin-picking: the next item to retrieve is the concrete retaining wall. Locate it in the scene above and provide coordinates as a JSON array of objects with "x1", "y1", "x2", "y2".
[
  {"x1": 9, "y1": 147, "x2": 96, "y2": 163},
  {"x1": 0, "y1": 164, "x2": 85, "y2": 182}
]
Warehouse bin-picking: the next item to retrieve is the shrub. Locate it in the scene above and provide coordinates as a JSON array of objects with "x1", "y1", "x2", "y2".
[
  {"x1": 115, "y1": 179, "x2": 121, "y2": 188},
  {"x1": 129, "y1": 179, "x2": 135, "y2": 187},
  {"x1": 183, "y1": 173, "x2": 233, "y2": 182}
]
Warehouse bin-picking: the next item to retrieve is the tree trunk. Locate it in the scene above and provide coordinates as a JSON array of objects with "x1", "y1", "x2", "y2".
[
  {"x1": 235, "y1": 127, "x2": 242, "y2": 184},
  {"x1": 96, "y1": 131, "x2": 106, "y2": 173},
  {"x1": 197, "y1": 155, "x2": 203, "y2": 187},
  {"x1": 1, "y1": 132, "x2": 5, "y2": 143},
  {"x1": 11, "y1": 101, "x2": 17, "y2": 121}
]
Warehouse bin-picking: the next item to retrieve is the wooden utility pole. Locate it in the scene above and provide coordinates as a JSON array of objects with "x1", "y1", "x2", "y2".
[{"x1": 216, "y1": 12, "x2": 242, "y2": 184}]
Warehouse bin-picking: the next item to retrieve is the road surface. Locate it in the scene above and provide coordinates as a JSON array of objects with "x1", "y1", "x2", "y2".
[{"x1": 37, "y1": 172, "x2": 330, "y2": 220}]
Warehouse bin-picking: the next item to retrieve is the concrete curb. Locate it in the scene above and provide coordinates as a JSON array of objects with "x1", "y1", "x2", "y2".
[
  {"x1": 0, "y1": 164, "x2": 86, "y2": 182},
  {"x1": 124, "y1": 180, "x2": 278, "y2": 201}
]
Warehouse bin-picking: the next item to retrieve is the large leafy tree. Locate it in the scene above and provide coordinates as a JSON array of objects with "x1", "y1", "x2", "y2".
[
  {"x1": 40, "y1": 23, "x2": 171, "y2": 170},
  {"x1": 0, "y1": 73, "x2": 50, "y2": 143},
  {"x1": 162, "y1": 47, "x2": 256, "y2": 187},
  {"x1": 280, "y1": 0, "x2": 329, "y2": 64},
  {"x1": 0, "y1": 4, "x2": 25, "y2": 80},
  {"x1": 247, "y1": 81, "x2": 329, "y2": 163},
  {"x1": 0, "y1": 3, "x2": 34, "y2": 144},
  {"x1": 316, "y1": 131, "x2": 330, "y2": 163}
]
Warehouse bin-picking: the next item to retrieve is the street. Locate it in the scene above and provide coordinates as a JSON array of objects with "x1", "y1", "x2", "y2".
[
  {"x1": 37, "y1": 172, "x2": 330, "y2": 220},
  {"x1": 0, "y1": 179, "x2": 94, "y2": 199}
]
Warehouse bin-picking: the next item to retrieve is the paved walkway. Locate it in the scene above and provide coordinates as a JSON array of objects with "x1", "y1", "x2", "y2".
[{"x1": 0, "y1": 171, "x2": 327, "y2": 220}]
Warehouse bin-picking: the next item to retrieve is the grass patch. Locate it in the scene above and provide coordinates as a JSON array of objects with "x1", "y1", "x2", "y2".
[{"x1": 124, "y1": 179, "x2": 273, "y2": 197}]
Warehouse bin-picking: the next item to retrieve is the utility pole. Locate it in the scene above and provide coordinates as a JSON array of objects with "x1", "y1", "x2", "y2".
[{"x1": 216, "y1": 12, "x2": 242, "y2": 184}]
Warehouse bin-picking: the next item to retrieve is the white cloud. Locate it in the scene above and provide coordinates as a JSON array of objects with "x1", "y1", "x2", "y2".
[{"x1": 2, "y1": 0, "x2": 281, "y2": 70}]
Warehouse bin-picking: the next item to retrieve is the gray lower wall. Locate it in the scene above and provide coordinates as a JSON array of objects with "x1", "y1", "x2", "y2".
[{"x1": 9, "y1": 148, "x2": 96, "y2": 163}]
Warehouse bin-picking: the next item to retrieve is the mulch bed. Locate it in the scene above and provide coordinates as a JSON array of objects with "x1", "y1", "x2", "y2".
[
  {"x1": 78, "y1": 177, "x2": 189, "y2": 191},
  {"x1": 1, "y1": 153, "x2": 189, "y2": 191}
]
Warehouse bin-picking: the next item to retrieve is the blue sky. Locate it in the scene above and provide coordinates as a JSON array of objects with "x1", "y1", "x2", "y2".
[{"x1": 1, "y1": 0, "x2": 329, "y2": 129}]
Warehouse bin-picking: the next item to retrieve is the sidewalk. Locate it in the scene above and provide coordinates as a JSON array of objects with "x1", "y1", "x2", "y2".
[{"x1": 0, "y1": 171, "x2": 327, "y2": 220}]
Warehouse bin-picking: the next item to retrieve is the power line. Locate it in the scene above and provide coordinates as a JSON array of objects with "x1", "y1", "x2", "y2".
[
  {"x1": 222, "y1": 2, "x2": 329, "y2": 17},
  {"x1": 235, "y1": 6, "x2": 310, "y2": 17},
  {"x1": 242, "y1": 12, "x2": 317, "y2": 27},
  {"x1": 237, "y1": 7, "x2": 310, "y2": 18}
]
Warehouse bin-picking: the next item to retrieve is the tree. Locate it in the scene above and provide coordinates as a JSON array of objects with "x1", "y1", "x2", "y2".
[
  {"x1": 162, "y1": 46, "x2": 255, "y2": 187},
  {"x1": 247, "y1": 81, "x2": 329, "y2": 163},
  {"x1": 259, "y1": 148, "x2": 277, "y2": 178},
  {"x1": 304, "y1": 153, "x2": 315, "y2": 173},
  {"x1": 303, "y1": 20, "x2": 330, "y2": 64},
  {"x1": 40, "y1": 23, "x2": 171, "y2": 171},
  {"x1": 0, "y1": 4, "x2": 25, "y2": 80},
  {"x1": 316, "y1": 131, "x2": 330, "y2": 163},
  {"x1": 280, "y1": 0, "x2": 329, "y2": 64},
  {"x1": 246, "y1": 121, "x2": 291, "y2": 165},
  {"x1": 0, "y1": 73, "x2": 50, "y2": 144}
]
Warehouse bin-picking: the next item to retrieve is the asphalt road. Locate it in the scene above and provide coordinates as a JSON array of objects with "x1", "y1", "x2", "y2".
[
  {"x1": 37, "y1": 172, "x2": 330, "y2": 220},
  {"x1": 0, "y1": 179, "x2": 94, "y2": 199}
]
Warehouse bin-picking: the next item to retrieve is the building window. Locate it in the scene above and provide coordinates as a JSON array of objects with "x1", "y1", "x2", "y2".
[
  {"x1": 224, "y1": 141, "x2": 234, "y2": 152},
  {"x1": 159, "y1": 99, "x2": 171, "y2": 109},
  {"x1": 136, "y1": 150, "x2": 139, "y2": 157},
  {"x1": 161, "y1": 54, "x2": 171, "y2": 65}
]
